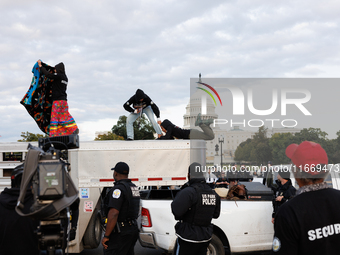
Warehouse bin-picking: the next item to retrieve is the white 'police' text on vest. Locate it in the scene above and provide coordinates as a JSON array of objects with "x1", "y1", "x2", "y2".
[{"x1": 202, "y1": 194, "x2": 216, "y2": 205}]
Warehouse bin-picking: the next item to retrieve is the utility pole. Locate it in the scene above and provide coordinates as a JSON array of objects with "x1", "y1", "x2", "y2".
[{"x1": 218, "y1": 136, "x2": 224, "y2": 166}]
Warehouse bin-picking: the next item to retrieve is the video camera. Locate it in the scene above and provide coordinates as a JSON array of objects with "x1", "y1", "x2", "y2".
[{"x1": 16, "y1": 135, "x2": 79, "y2": 255}]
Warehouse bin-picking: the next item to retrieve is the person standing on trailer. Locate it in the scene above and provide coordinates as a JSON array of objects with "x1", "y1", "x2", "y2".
[
  {"x1": 171, "y1": 162, "x2": 221, "y2": 255},
  {"x1": 101, "y1": 162, "x2": 140, "y2": 255},
  {"x1": 37, "y1": 60, "x2": 78, "y2": 137},
  {"x1": 123, "y1": 89, "x2": 162, "y2": 140},
  {"x1": 272, "y1": 141, "x2": 340, "y2": 254}
]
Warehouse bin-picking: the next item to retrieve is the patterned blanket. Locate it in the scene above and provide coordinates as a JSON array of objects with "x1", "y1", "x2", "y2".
[{"x1": 20, "y1": 62, "x2": 54, "y2": 134}]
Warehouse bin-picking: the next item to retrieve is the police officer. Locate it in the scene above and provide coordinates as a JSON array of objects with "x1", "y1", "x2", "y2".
[
  {"x1": 271, "y1": 166, "x2": 296, "y2": 224},
  {"x1": 101, "y1": 162, "x2": 140, "y2": 255},
  {"x1": 171, "y1": 162, "x2": 221, "y2": 255},
  {"x1": 272, "y1": 141, "x2": 340, "y2": 254}
]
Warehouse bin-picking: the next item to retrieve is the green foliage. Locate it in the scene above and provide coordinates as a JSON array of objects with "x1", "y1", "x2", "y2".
[
  {"x1": 94, "y1": 131, "x2": 124, "y2": 141},
  {"x1": 293, "y1": 128, "x2": 328, "y2": 144},
  {"x1": 234, "y1": 139, "x2": 252, "y2": 162},
  {"x1": 269, "y1": 133, "x2": 294, "y2": 164},
  {"x1": 252, "y1": 126, "x2": 272, "y2": 164},
  {"x1": 235, "y1": 126, "x2": 340, "y2": 165},
  {"x1": 111, "y1": 115, "x2": 155, "y2": 140},
  {"x1": 234, "y1": 126, "x2": 272, "y2": 165},
  {"x1": 18, "y1": 131, "x2": 47, "y2": 142}
]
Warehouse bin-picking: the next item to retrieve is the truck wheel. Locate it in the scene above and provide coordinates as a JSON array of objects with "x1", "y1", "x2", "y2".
[
  {"x1": 83, "y1": 209, "x2": 102, "y2": 249},
  {"x1": 207, "y1": 234, "x2": 225, "y2": 255}
]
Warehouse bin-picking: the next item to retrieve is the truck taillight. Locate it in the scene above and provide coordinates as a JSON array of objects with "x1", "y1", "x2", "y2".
[{"x1": 141, "y1": 207, "x2": 152, "y2": 227}]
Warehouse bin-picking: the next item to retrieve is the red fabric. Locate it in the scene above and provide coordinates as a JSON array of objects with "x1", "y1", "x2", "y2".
[{"x1": 49, "y1": 100, "x2": 78, "y2": 137}]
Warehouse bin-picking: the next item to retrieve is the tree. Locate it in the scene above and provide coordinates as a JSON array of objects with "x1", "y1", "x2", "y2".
[
  {"x1": 252, "y1": 141, "x2": 272, "y2": 165},
  {"x1": 251, "y1": 126, "x2": 272, "y2": 165},
  {"x1": 269, "y1": 133, "x2": 294, "y2": 164},
  {"x1": 94, "y1": 131, "x2": 124, "y2": 141},
  {"x1": 234, "y1": 126, "x2": 272, "y2": 164},
  {"x1": 291, "y1": 128, "x2": 337, "y2": 163},
  {"x1": 18, "y1": 131, "x2": 47, "y2": 142},
  {"x1": 326, "y1": 130, "x2": 340, "y2": 164},
  {"x1": 293, "y1": 128, "x2": 328, "y2": 144},
  {"x1": 234, "y1": 139, "x2": 252, "y2": 162},
  {"x1": 111, "y1": 115, "x2": 155, "y2": 140},
  {"x1": 235, "y1": 126, "x2": 340, "y2": 165}
]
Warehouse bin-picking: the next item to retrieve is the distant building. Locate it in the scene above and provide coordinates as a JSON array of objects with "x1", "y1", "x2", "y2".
[
  {"x1": 205, "y1": 127, "x2": 254, "y2": 164},
  {"x1": 267, "y1": 127, "x2": 301, "y2": 137},
  {"x1": 183, "y1": 75, "x2": 218, "y2": 129}
]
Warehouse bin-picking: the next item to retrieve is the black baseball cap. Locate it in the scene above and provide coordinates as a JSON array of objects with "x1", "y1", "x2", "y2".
[
  {"x1": 277, "y1": 166, "x2": 290, "y2": 180},
  {"x1": 111, "y1": 162, "x2": 129, "y2": 175}
]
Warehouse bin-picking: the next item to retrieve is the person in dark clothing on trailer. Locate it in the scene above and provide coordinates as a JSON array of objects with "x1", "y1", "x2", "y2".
[
  {"x1": 159, "y1": 113, "x2": 215, "y2": 140},
  {"x1": 0, "y1": 164, "x2": 39, "y2": 255},
  {"x1": 271, "y1": 166, "x2": 296, "y2": 224},
  {"x1": 101, "y1": 162, "x2": 140, "y2": 255},
  {"x1": 272, "y1": 141, "x2": 340, "y2": 255},
  {"x1": 37, "y1": 59, "x2": 78, "y2": 137},
  {"x1": 171, "y1": 162, "x2": 221, "y2": 255},
  {"x1": 124, "y1": 89, "x2": 162, "y2": 140}
]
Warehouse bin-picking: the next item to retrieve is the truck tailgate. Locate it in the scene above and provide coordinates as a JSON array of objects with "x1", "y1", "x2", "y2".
[{"x1": 140, "y1": 199, "x2": 177, "y2": 251}]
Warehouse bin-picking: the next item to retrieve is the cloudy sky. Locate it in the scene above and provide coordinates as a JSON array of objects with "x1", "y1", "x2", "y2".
[{"x1": 1, "y1": 0, "x2": 340, "y2": 142}]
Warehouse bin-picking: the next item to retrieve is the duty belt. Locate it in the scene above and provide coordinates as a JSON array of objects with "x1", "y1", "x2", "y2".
[
  {"x1": 179, "y1": 220, "x2": 210, "y2": 227},
  {"x1": 115, "y1": 219, "x2": 137, "y2": 233},
  {"x1": 117, "y1": 219, "x2": 137, "y2": 228}
]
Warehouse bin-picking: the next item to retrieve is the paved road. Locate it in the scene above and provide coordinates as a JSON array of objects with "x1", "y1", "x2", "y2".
[
  {"x1": 77, "y1": 242, "x2": 270, "y2": 255},
  {"x1": 79, "y1": 241, "x2": 166, "y2": 255}
]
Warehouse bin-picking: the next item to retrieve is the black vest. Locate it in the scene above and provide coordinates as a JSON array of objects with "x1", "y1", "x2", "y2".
[
  {"x1": 116, "y1": 180, "x2": 140, "y2": 222},
  {"x1": 183, "y1": 183, "x2": 217, "y2": 227}
]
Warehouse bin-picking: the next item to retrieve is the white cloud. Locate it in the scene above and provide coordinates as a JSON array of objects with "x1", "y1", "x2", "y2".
[{"x1": 78, "y1": 118, "x2": 118, "y2": 141}]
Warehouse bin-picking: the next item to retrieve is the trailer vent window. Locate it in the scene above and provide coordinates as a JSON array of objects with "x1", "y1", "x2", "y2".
[
  {"x1": 141, "y1": 207, "x2": 152, "y2": 227},
  {"x1": 2, "y1": 152, "x2": 22, "y2": 161}
]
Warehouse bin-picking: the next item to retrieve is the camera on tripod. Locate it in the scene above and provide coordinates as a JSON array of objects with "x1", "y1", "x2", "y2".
[{"x1": 16, "y1": 134, "x2": 79, "y2": 255}]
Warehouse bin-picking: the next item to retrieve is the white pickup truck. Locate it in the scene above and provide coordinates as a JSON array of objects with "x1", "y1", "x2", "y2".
[{"x1": 139, "y1": 166, "x2": 340, "y2": 255}]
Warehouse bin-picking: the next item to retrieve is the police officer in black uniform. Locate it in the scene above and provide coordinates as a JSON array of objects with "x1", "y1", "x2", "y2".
[
  {"x1": 171, "y1": 162, "x2": 221, "y2": 255},
  {"x1": 272, "y1": 141, "x2": 340, "y2": 254},
  {"x1": 101, "y1": 162, "x2": 140, "y2": 255},
  {"x1": 271, "y1": 166, "x2": 296, "y2": 224}
]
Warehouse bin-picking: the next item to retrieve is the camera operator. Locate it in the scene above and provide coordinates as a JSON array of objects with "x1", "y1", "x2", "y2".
[
  {"x1": 15, "y1": 144, "x2": 79, "y2": 255},
  {"x1": 0, "y1": 164, "x2": 39, "y2": 255}
]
